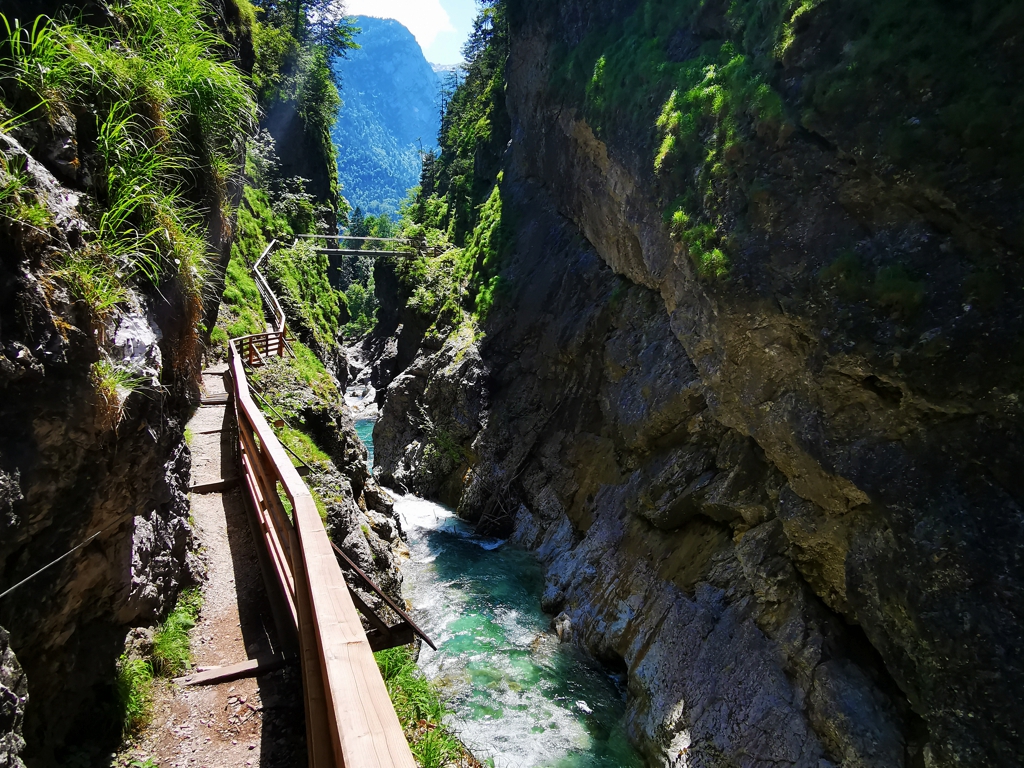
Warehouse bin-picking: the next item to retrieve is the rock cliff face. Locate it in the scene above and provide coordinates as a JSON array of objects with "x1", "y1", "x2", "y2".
[
  {"x1": 0, "y1": 628, "x2": 27, "y2": 768},
  {"x1": 0, "y1": 133, "x2": 203, "y2": 765},
  {"x1": 373, "y1": 2, "x2": 1024, "y2": 767}
]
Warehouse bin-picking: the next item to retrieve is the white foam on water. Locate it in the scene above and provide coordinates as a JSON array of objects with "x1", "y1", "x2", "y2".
[
  {"x1": 382, "y1": 485, "x2": 642, "y2": 768},
  {"x1": 390, "y1": 489, "x2": 457, "y2": 531},
  {"x1": 390, "y1": 490, "x2": 506, "y2": 550}
]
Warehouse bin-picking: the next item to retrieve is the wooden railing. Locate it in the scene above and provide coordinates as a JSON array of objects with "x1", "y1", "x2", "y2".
[{"x1": 226, "y1": 240, "x2": 421, "y2": 768}]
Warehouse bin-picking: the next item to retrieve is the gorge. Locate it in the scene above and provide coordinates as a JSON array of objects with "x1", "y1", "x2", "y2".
[{"x1": 1, "y1": 0, "x2": 1023, "y2": 767}]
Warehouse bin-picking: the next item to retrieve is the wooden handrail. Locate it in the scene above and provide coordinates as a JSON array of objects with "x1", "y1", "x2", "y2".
[
  {"x1": 253, "y1": 239, "x2": 286, "y2": 334},
  {"x1": 225, "y1": 236, "x2": 424, "y2": 768},
  {"x1": 228, "y1": 343, "x2": 416, "y2": 768}
]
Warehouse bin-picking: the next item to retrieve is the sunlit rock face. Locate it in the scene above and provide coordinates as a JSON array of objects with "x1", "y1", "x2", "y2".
[
  {"x1": 0, "y1": 132, "x2": 202, "y2": 765},
  {"x1": 372, "y1": 1, "x2": 1024, "y2": 766}
]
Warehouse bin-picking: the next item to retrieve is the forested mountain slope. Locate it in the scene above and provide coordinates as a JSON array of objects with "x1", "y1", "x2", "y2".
[{"x1": 331, "y1": 16, "x2": 440, "y2": 218}]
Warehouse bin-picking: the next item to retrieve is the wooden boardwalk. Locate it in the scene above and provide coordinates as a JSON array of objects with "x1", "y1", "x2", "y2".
[{"x1": 122, "y1": 366, "x2": 307, "y2": 768}]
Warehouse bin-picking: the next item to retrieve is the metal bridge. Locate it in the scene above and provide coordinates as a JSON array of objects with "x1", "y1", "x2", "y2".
[
  {"x1": 293, "y1": 233, "x2": 431, "y2": 259},
  {"x1": 223, "y1": 236, "x2": 431, "y2": 767}
]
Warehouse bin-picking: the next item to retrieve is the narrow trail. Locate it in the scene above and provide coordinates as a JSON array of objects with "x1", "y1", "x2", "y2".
[{"x1": 120, "y1": 365, "x2": 305, "y2": 768}]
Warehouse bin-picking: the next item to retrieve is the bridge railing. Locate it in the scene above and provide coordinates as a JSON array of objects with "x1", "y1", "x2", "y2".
[{"x1": 226, "y1": 237, "x2": 421, "y2": 768}]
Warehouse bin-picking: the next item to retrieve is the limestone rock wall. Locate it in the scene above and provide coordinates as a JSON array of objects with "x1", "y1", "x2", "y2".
[
  {"x1": 0, "y1": 628, "x2": 27, "y2": 768},
  {"x1": 371, "y1": 2, "x2": 1024, "y2": 766},
  {"x1": 0, "y1": 135, "x2": 203, "y2": 766}
]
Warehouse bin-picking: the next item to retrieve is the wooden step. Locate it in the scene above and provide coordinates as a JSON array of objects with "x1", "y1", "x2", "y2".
[
  {"x1": 190, "y1": 477, "x2": 240, "y2": 494},
  {"x1": 173, "y1": 653, "x2": 289, "y2": 686}
]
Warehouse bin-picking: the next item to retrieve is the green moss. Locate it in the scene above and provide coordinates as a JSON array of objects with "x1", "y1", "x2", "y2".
[
  {"x1": 820, "y1": 251, "x2": 869, "y2": 301},
  {"x1": 544, "y1": 0, "x2": 1024, "y2": 289},
  {"x1": 874, "y1": 264, "x2": 925, "y2": 316}
]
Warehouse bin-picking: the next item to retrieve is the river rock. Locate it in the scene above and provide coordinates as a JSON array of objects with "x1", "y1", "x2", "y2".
[{"x1": 552, "y1": 612, "x2": 572, "y2": 643}]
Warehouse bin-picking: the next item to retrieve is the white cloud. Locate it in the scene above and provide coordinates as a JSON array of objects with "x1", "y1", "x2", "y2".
[{"x1": 346, "y1": 0, "x2": 455, "y2": 49}]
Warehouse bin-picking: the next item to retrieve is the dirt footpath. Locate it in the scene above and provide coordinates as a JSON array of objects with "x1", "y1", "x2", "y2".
[{"x1": 118, "y1": 365, "x2": 306, "y2": 768}]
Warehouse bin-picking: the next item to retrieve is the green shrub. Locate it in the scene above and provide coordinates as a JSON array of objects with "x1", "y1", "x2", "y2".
[
  {"x1": 874, "y1": 264, "x2": 924, "y2": 316},
  {"x1": 209, "y1": 326, "x2": 229, "y2": 346}
]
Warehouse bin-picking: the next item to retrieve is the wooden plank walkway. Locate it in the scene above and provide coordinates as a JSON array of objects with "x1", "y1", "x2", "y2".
[{"x1": 120, "y1": 366, "x2": 307, "y2": 768}]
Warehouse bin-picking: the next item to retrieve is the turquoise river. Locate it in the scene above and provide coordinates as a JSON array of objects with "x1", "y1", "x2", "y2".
[{"x1": 354, "y1": 419, "x2": 644, "y2": 768}]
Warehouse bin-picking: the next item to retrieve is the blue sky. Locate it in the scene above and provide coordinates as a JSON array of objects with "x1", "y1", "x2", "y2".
[{"x1": 345, "y1": 0, "x2": 477, "y2": 65}]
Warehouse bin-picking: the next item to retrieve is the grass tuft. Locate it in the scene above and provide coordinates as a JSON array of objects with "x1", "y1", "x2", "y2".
[
  {"x1": 116, "y1": 654, "x2": 154, "y2": 737},
  {"x1": 92, "y1": 359, "x2": 147, "y2": 430},
  {"x1": 375, "y1": 646, "x2": 469, "y2": 768},
  {"x1": 152, "y1": 587, "x2": 202, "y2": 677}
]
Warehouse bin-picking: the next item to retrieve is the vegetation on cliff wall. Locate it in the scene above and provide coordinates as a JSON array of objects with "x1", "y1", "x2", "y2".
[
  {"x1": 213, "y1": 132, "x2": 350, "y2": 361},
  {"x1": 1, "y1": 0, "x2": 256, "y2": 386},
  {"x1": 546, "y1": 0, "x2": 1024, "y2": 286},
  {"x1": 387, "y1": 0, "x2": 511, "y2": 336},
  {"x1": 268, "y1": 239, "x2": 349, "y2": 349}
]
